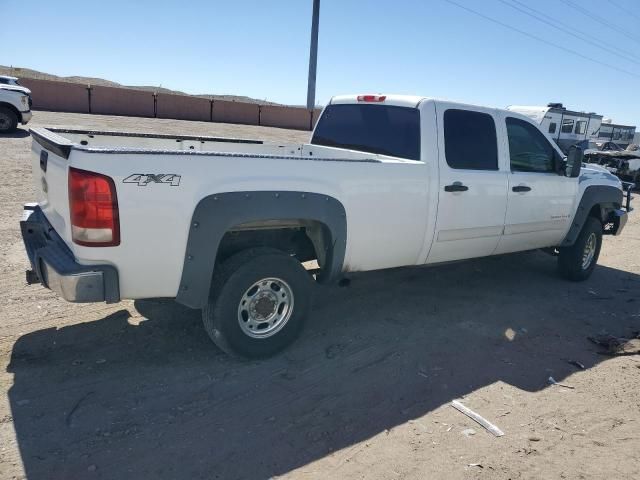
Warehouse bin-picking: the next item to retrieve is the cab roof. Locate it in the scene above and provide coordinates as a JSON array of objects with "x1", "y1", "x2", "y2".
[
  {"x1": 329, "y1": 94, "x2": 427, "y2": 108},
  {"x1": 328, "y1": 94, "x2": 513, "y2": 114}
]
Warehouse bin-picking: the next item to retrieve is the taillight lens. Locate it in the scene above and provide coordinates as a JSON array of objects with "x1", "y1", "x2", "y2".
[{"x1": 68, "y1": 167, "x2": 120, "y2": 246}]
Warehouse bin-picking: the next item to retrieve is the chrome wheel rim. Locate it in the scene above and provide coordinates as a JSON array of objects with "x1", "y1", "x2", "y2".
[
  {"x1": 582, "y1": 232, "x2": 597, "y2": 270},
  {"x1": 237, "y1": 277, "x2": 294, "y2": 339}
]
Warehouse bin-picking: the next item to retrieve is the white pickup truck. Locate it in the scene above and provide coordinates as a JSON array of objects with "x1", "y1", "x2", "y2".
[
  {"x1": 21, "y1": 94, "x2": 630, "y2": 357},
  {"x1": 0, "y1": 82, "x2": 32, "y2": 133}
]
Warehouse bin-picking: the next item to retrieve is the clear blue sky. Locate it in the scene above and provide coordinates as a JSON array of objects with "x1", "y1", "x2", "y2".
[{"x1": 2, "y1": 0, "x2": 639, "y2": 125}]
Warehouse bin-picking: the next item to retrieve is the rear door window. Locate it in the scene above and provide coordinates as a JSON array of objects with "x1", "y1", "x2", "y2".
[
  {"x1": 443, "y1": 109, "x2": 498, "y2": 170},
  {"x1": 311, "y1": 104, "x2": 420, "y2": 160}
]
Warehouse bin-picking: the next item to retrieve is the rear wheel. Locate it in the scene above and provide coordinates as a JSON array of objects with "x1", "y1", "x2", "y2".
[
  {"x1": 557, "y1": 217, "x2": 602, "y2": 281},
  {"x1": 202, "y1": 248, "x2": 313, "y2": 358},
  {"x1": 0, "y1": 106, "x2": 18, "y2": 134}
]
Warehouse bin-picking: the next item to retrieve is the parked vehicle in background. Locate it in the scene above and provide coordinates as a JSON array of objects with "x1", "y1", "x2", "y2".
[
  {"x1": 585, "y1": 143, "x2": 640, "y2": 187},
  {"x1": 20, "y1": 94, "x2": 631, "y2": 358},
  {"x1": 593, "y1": 141, "x2": 625, "y2": 152},
  {"x1": 507, "y1": 103, "x2": 603, "y2": 153},
  {"x1": 598, "y1": 120, "x2": 637, "y2": 149},
  {"x1": 0, "y1": 86, "x2": 32, "y2": 133},
  {"x1": 0, "y1": 75, "x2": 21, "y2": 86},
  {"x1": 0, "y1": 75, "x2": 32, "y2": 95}
]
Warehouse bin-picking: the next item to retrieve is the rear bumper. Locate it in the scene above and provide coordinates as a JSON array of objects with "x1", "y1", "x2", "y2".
[{"x1": 20, "y1": 204, "x2": 120, "y2": 303}]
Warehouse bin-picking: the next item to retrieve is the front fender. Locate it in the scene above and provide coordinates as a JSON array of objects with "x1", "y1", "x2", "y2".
[{"x1": 560, "y1": 185, "x2": 623, "y2": 247}]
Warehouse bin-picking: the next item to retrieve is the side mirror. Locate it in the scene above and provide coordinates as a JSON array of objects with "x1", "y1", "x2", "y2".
[{"x1": 566, "y1": 145, "x2": 583, "y2": 178}]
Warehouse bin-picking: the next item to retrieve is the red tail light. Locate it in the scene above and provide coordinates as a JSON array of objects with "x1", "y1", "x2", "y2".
[
  {"x1": 68, "y1": 167, "x2": 120, "y2": 246},
  {"x1": 357, "y1": 95, "x2": 386, "y2": 102}
]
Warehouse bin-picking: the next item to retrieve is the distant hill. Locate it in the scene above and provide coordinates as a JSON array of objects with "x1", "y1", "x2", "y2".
[{"x1": 0, "y1": 65, "x2": 282, "y2": 106}]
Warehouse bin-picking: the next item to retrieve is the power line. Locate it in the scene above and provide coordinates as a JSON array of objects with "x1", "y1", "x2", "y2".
[
  {"x1": 506, "y1": 0, "x2": 640, "y2": 64},
  {"x1": 560, "y1": 0, "x2": 640, "y2": 44},
  {"x1": 442, "y1": 0, "x2": 640, "y2": 79},
  {"x1": 606, "y1": 0, "x2": 640, "y2": 22}
]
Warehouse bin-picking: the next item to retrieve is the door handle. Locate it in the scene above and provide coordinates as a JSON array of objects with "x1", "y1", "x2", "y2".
[
  {"x1": 512, "y1": 185, "x2": 531, "y2": 192},
  {"x1": 444, "y1": 183, "x2": 469, "y2": 192}
]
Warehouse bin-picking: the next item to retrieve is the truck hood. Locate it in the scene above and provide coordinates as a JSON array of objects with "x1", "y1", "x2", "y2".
[
  {"x1": 583, "y1": 163, "x2": 610, "y2": 174},
  {"x1": 0, "y1": 84, "x2": 31, "y2": 95},
  {"x1": 580, "y1": 163, "x2": 623, "y2": 188}
]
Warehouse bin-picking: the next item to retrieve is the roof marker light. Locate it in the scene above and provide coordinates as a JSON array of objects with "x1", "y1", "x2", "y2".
[{"x1": 357, "y1": 95, "x2": 386, "y2": 102}]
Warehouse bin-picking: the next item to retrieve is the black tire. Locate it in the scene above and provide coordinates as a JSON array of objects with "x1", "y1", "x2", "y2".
[
  {"x1": 202, "y1": 248, "x2": 313, "y2": 358},
  {"x1": 0, "y1": 106, "x2": 18, "y2": 134},
  {"x1": 557, "y1": 216, "x2": 602, "y2": 281}
]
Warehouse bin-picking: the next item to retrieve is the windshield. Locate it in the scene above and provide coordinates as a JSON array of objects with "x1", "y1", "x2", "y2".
[{"x1": 311, "y1": 103, "x2": 420, "y2": 160}]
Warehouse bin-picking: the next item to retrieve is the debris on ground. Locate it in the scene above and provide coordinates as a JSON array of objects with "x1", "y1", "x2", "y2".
[
  {"x1": 568, "y1": 360, "x2": 585, "y2": 370},
  {"x1": 586, "y1": 289, "x2": 614, "y2": 300},
  {"x1": 451, "y1": 400, "x2": 504, "y2": 437},
  {"x1": 548, "y1": 377, "x2": 575, "y2": 389}
]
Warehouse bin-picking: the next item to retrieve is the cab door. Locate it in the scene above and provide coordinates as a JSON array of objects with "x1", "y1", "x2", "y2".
[
  {"x1": 494, "y1": 115, "x2": 578, "y2": 254},
  {"x1": 426, "y1": 104, "x2": 509, "y2": 264}
]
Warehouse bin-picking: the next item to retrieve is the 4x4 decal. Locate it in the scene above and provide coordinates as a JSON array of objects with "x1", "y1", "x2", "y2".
[{"x1": 123, "y1": 174, "x2": 181, "y2": 186}]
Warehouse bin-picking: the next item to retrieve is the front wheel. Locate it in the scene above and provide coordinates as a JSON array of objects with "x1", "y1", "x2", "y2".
[
  {"x1": 202, "y1": 248, "x2": 313, "y2": 358},
  {"x1": 557, "y1": 217, "x2": 602, "y2": 281},
  {"x1": 0, "y1": 106, "x2": 18, "y2": 134}
]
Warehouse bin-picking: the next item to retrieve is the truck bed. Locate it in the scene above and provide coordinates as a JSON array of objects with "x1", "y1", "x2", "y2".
[{"x1": 31, "y1": 128, "x2": 419, "y2": 163}]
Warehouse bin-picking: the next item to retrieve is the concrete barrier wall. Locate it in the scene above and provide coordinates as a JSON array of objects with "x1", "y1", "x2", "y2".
[
  {"x1": 18, "y1": 78, "x2": 317, "y2": 129},
  {"x1": 90, "y1": 85, "x2": 155, "y2": 117},
  {"x1": 18, "y1": 78, "x2": 89, "y2": 113},
  {"x1": 156, "y1": 93, "x2": 211, "y2": 122},
  {"x1": 260, "y1": 105, "x2": 311, "y2": 130},
  {"x1": 212, "y1": 100, "x2": 260, "y2": 125}
]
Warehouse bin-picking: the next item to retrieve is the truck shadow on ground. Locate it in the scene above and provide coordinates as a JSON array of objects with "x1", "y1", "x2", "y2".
[
  {"x1": 2, "y1": 128, "x2": 30, "y2": 138},
  {"x1": 7, "y1": 251, "x2": 639, "y2": 479}
]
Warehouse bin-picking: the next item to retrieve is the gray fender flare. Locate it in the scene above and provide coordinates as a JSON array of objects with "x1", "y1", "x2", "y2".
[
  {"x1": 176, "y1": 191, "x2": 347, "y2": 309},
  {"x1": 560, "y1": 185, "x2": 623, "y2": 247}
]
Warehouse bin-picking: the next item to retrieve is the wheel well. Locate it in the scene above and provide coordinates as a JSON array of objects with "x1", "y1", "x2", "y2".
[
  {"x1": 0, "y1": 102, "x2": 21, "y2": 121},
  {"x1": 216, "y1": 220, "x2": 332, "y2": 271},
  {"x1": 588, "y1": 202, "x2": 622, "y2": 234},
  {"x1": 588, "y1": 204, "x2": 603, "y2": 223}
]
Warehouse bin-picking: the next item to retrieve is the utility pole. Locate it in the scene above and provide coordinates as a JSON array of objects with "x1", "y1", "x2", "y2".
[{"x1": 306, "y1": 0, "x2": 320, "y2": 110}]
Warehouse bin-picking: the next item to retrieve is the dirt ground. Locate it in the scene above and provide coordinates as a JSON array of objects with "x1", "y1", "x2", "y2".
[{"x1": 1, "y1": 112, "x2": 639, "y2": 480}]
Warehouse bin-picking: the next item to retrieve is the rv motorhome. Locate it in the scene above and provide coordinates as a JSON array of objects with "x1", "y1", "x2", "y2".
[
  {"x1": 507, "y1": 103, "x2": 603, "y2": 153},
  {"x1": 596, "y1": 120, "x2": 636, "y2": 149}
]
